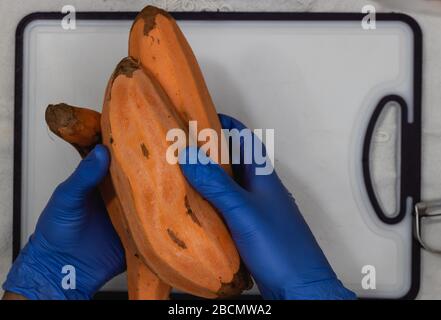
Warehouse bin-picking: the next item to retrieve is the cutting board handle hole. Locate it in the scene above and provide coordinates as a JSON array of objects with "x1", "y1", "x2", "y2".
[{"x1": 362, "y1": 94, "x2": 412, "y2": 225}]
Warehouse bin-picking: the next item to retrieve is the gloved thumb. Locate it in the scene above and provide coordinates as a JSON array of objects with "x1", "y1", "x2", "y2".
[
  {"x1": 55, "y1": 144, "x2": 109, "y2": 204},
  {"x1": 179, "y1": 147, "x2": 248, "y2": 221}
]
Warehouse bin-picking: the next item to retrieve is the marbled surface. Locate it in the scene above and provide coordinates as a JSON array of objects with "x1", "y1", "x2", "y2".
[{"x1": 0, "y1": 0, "x2": 441, "y2": 299}]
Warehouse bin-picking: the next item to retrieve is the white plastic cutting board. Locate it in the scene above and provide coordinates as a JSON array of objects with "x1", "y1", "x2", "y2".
[{"x1": 18, "y1": 15, "x2": 419, "y2": 299}]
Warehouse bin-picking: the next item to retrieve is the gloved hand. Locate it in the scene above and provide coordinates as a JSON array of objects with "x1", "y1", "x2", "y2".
[
  {"x1": 3, "y1": 145, "x2": 125, "y2": 300},
  {"x1": 179, "y1": 114, "x2": 356, "y2": 300}
]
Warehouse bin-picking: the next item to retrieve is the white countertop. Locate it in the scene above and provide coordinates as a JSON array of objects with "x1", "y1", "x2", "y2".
[{"x1": 1, "y1": 0, "x2": 441, "y2": 299}]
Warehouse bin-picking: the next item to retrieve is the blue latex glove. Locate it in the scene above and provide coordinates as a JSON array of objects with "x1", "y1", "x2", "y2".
[
  {"x1": 179, "y1": 114, "x2": 356, "y2": 300},
  {"x1": 3, "y1": 145, "x2": 125, "y2": 299}
]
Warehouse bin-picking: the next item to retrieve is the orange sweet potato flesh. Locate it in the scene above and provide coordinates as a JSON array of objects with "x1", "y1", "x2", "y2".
[
  {"x1": 129, "y1": 6, "x2": 232, "y2": 175},
  {"x1": 45, "y1": 103, "x2": 171, "y2": 300},
  {"x1": 101, "y1": 57, "x2": 251, "y2": 298}
]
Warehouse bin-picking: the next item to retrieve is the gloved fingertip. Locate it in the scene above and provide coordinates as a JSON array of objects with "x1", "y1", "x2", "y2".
[
  {"x1": 218, "y1": 113, "x2": 247, "y2": 131},
  {"x1": 178, "y1": 146, "x2": 197, "y2": 165},
  {"x1": 86, "y1": 144, "x2": 109, "y2": 162},
  {"x1": 60, "y1": 144, "x2": 110, "y2": 199},
  {"x1": 179, "y1": 146, "x2": 242, "y2": 197},
  {"x1": 178, "y1": 146, "x2": 215, "y2": 166},
  {"x1": 179, "y1": 146, "x2": 211, "y2": 186}
]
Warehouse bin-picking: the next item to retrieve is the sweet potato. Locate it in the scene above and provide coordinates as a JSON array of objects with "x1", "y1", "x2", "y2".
[
  {"x1": 101, "y1": 57, "x2": 251, "y2": 298},
  {"x1": 45, "y1": 103, "x2": 171, "y2": 300},
  {"x1": 45, "y1": 103, "x2": 101, "y2": 157},
  {"x1": 129, "y1": 6, "x2": 232, "y2": 175}
]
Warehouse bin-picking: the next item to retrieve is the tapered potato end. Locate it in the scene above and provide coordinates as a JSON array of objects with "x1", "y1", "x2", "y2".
[
  {"x1": 45, "y1": 103, "x2": 101, "y2": 156},
  {"x1": 217, "y1": 263, "x2": 254, "y2": 298},
  {"x1": 131, "y1": 5, "x2": 172, "y2": 36}
]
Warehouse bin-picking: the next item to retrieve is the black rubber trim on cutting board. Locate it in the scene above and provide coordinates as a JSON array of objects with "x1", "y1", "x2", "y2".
[{"x1": 14, "y1": 11, "x2": 422, "y2": 300}]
